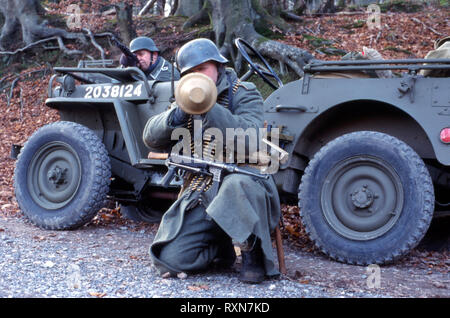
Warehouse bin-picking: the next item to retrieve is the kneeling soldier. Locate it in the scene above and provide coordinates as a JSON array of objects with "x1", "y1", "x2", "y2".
[{"x1": 142, "y1": 38, "x2": 281, "y2": 284}]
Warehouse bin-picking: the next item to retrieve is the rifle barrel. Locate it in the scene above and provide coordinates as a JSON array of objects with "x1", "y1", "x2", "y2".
[{"x1": 169, "y1": 155, "x2": 269, "y2": 179}]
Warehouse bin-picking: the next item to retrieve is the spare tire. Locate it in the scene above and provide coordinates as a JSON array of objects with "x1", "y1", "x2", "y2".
[
  {"x1": 14, "y1": 121, "x2": 111, "y2": 230},
  {"x1": 298, "y1": 131, "x2": 434, "y2": 265}
]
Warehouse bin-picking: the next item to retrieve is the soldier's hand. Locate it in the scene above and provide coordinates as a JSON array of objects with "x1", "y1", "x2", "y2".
[
  {"x1": 119, "y1": 54, "x2": 138, "y2": 67},
  {"x1": 171, "y1": 105, "x2": 189, "y2": 126}
]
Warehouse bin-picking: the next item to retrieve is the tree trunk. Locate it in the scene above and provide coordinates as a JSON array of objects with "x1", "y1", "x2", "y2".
[
  {"x1": 0, "y1": 0, "x2": 85, "y2": 51},
  {"x1": 156, "y1": 0, "x2": 166, "y2": 15},
  {"x1": 317, "y1": 0, "x2": 336, "y2": 14},
  {"x1": 208, "y1": 0, "x2": 313, "y2": 77},
  {"x1": 182, "y1": 0, "x2": 211, "y2": 30},
  {"x1": 169, "y1": 0, "x2": 179, "y2": 16},
  {"x1": 115, "y1": 3, "x2": 136, "y2": 45},
  {"x1": 305, "y1": 0, "x2": 336, "y2": 14},
  {"x1": 175, "y1": 0, "x2": 204, "y2": 17}
]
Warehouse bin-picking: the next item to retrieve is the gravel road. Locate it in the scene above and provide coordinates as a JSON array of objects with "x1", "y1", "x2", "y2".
[{"x1": 0, "y1": 214, "x2": 448, "y2": 299}]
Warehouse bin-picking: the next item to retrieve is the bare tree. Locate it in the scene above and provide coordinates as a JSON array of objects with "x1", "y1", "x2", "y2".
[
  {"x1": 115, "y1": 3, "x2": 136, "y2": 45},
  {"x1": 175, "y1": 0, "x2": 204, "y2": 17},
  {"x1": 180, "y1": 0, "x2": 313, "y2": 77},
  {"x1": 0, "y1": 0, "x2": 86, "y2": 51},
  {"x1": 169, "y1": 0, "x2": 179, "y2": 16}
]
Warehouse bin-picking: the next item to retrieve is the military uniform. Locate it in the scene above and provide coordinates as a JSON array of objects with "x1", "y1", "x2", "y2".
[
  {"x1": 142, "y1": 68, "x2": 281, "y2": 277},
  {"x1": 120, "y1": 36, "x2": 180, "y2": 82},
  {"x1": 143, "y1": 56, "x2": 180, "y2": 82}
]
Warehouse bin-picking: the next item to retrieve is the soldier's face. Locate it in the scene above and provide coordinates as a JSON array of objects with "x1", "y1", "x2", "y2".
[
  {"x1": 135, "y1": 50, "x2": 158, "y2": 71},
  {"x1": 190, "y1": 61, "x2": 218, "y2": 84}
]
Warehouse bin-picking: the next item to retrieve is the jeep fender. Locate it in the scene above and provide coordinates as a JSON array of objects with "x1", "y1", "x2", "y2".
[{"x1": 264, "y1": 76, "x2": 450, "y2": 167}]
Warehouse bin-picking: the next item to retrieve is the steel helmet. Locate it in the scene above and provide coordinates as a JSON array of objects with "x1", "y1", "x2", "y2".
[
  {"x1": 434, "y1": 36, "x2": 450, "y2": 49},
  {"x1": 176, "y1": 38, "x2": 228, "y2": 75},
  {"x1": 130, "y1": 36, "x2": 160, "y2": 53}
]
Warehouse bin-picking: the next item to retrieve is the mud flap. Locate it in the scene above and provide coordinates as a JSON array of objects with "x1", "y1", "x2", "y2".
[{"x1": 10, "y1": 144, "x2": 22, "y2": 160}]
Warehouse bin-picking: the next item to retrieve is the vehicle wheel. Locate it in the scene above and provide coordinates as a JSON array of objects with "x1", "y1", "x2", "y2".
[
  {"x1": 298, "y1": 131, "x2": 434, "y2": 265},
  {"x1": 14, "y1": 121, "x2": 111, "y2": 230},
  {"x1": 120, "y1": 204, "x2": 164, "y2": 223}
]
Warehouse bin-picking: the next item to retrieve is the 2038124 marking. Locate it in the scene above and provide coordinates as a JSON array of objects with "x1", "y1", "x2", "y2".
[{"x1": 84, "y1": 83, "x2": 142, "y2": 99}]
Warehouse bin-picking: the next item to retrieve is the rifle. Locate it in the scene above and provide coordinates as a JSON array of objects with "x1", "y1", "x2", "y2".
[
  {"x1": 160, "y1": 154, "x2": 269, "y2": 193},
  {"x1": 110, "y1": 35, "x2": 140, "y2": 67}
]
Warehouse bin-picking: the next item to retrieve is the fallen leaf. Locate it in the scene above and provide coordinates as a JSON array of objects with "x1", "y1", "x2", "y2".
[
  {"x1": 187, "y1": 284, "x2": 209, "y2": 291},
  {"x1": 177, "y1": 272, "x2": 188, "y2": 279},
  {"x1": 89, "y1": 292, "x2": 107, "y2": 298},
  {"x1": 161, "y1": 272, "x2": 171, "y2": 278}
]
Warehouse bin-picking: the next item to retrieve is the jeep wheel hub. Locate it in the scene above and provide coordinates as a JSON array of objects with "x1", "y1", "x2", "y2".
[{"x1": 321, "y1": 156, "x2": 404, "y2": 241}]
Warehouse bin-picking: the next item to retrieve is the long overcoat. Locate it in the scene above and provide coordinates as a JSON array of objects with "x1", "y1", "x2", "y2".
[{"x1": 142, "y1": 68, "x2": 281, "y2": 277}]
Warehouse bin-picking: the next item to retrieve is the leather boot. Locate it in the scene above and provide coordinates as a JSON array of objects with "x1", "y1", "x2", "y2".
[
  {"x1": 239, "y1": 235, "x2": 265, "y2": 284},
  {"x1": 211, "y1": 240, "x2": 236, "y2": 270}
]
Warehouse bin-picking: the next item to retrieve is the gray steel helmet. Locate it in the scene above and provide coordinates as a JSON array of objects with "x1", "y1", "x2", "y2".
[
  {"x1": 130, "y1": 36, "x2": 159, "y2": 53},
  {"x1": 176, "y1": 38, "x2": 228, "y2": 75}
]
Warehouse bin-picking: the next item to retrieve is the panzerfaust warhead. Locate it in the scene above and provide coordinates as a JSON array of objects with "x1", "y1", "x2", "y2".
[{"x1": 175, "y1": 73, "x2": 217, "y2": 115}]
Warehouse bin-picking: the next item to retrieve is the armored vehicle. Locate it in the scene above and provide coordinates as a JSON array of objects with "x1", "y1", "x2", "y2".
[{"x1": 13, "y1": 40, "x2": 450, "y2": 266}]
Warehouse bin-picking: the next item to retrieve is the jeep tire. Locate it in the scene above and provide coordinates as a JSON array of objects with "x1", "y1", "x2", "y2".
[
  {"x1": 298, "y1": 131, "x2": 434, "y2": 265},
  {"x1": 14, "y1": 121, "x2": 111, "y2": 230}
]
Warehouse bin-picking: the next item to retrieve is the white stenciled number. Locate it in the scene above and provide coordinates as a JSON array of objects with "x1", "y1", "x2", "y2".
[
  {"x1": 85, "y1": 84, "x2": 142, "y2": 98},
  {"x1": 93, "y1": 86, "x2": 102, "y2": 98},
  {"x1": 111, "y1": 85, "x2": 120, "y2": 98},
  {"x1": 124, "y1": 84, "x2": 134, "y2": 97},
  {"x1": 133, "y1": 83, "x2": 142, "y2": 96},
  {"x1": 84, "y1": 86, "x2": 93, "y2": 98},
  {"x1": 102, "y1": 85, "x2": 111, "y2": 98}
]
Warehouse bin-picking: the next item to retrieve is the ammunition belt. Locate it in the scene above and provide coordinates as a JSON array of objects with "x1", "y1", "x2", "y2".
[{"x1": 185, "y1": 78, "x2": 241, "y2": 193}]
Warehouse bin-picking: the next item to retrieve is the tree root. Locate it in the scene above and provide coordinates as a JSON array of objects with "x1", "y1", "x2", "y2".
[
  {"x1": 0, "y1": 33, "x2": 85, "y2": 57},
  {"x1": 1, "y1": 68, "x2": 50, "y2": 108},
  {"x1": 411, "y1": 17, "x2": 444, "y2": 37},
  {"x1": 83, "y1": 29, "x2": 106, "y2": 60},
  {"x1": 255, "y1": 39, "x2": 314, "y2": 77}
]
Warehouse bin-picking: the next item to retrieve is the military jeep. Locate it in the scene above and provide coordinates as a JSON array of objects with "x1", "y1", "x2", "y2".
[
  {"x1": 265, "y1": 56, "x2": 450, "y2": 265},
  {"x1": 13, "y1": 41, "x2": 450, "y2": 266}
]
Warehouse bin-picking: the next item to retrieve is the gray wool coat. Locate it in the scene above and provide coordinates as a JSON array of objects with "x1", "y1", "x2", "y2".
[
  {"x1": 142, "y1": 68, "x2": 281, "y2": 277},
  {"x1": 145, "y1": 57, "x2": 180, "y2": 82}
]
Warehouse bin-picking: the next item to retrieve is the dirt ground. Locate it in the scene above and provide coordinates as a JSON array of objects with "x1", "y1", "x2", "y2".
[
  {"x1": 1, "y1": 209, "x2": 448, "y2": 298},
  {"x1": 282, "y1": 215, "x2": 450, "y2": 298}
]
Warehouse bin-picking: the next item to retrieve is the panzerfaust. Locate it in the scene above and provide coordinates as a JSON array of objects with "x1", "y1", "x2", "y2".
[{"x1": 175, "y1": 73, "x2": 217, "y2": 114}]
